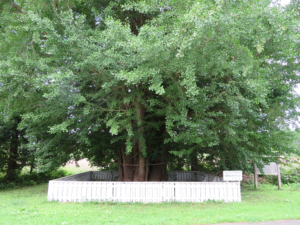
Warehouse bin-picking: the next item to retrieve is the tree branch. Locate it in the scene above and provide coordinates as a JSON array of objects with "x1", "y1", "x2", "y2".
[
  {"x1": 11, "y1": 2, "x2": 24, "y2": 14},
  {"x1": 54, "y1": 0, "x2": 59, "y2": 8}
]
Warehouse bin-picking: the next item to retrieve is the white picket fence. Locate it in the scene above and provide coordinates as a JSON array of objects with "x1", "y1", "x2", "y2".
[{"x1": 47, "y1": 171, "x2": 240, "y2": 203}]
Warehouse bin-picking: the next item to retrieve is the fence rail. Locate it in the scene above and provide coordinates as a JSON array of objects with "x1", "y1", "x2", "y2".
[
  {"x1": 89, "y1": 171, "x2": 223, "y2": 182},
  {"x1": 47, "y1": 171, "x2": 239, "y2": 203},
  {"x1": 92, "y1": 171, "x2": 118, "y2": 181},
  {"x1": 167, "y1": 171, "x2": 223, "y2": 182},
  {"x1": 53, "y1": 171, "x2": 92, "y2": 181}
]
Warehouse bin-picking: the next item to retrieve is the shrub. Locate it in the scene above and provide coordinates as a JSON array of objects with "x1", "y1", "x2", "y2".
[
  {"x1": 281, "y1": 165, "x2": 300, "y2": 184},
  {"x1": 0, "y1": 169, "x2": 72, "y2": 191},
  {"x1": 266, "y1": 164, "x2": 300, "y2": 185}
]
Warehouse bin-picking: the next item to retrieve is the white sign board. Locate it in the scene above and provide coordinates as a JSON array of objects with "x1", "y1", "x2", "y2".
[{"x1": 223, "y1": 171, "x2": 243, "y2": 181}]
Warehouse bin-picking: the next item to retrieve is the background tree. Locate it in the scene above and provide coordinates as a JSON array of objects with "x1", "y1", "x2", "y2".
[{"x1": 0, "y1": 116, "x2": 31, "y2": 180}]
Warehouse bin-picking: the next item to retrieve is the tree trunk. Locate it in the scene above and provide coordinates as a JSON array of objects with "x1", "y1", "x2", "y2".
[
  {"x1": 148, "y1": 149, "x2": 167, "y2": 181},
  {"x1": 6, "y1": 123, "x2": 19, "y2": 180},
  {"x1": 117, "y1": 148, "x2": 124, "y2": 181},
  {"x1": 117, "y1": 103, "x2": 148, "y2": 181},
  {"x1": 7, "y1": 145, "x2": 18, "y2": 179},
  {"x1": 148, "y1": 122, "x2": 167, "y2": 181},
  {"x1": 191, "y1": 151, "x2": 198, "y2": 171},
  {"x1": 133, "y1": 141, "x2": 146, "y2": 181},
  {"x1": 117, "y1": 145, "x2": 167, "y2": 181},
  {"x1": 30, "y1": 156, "x2": 35, "y2": 174},
  {"x1": 133, "y1": 102, "x2": 147, "y2": 181},
  {"x1": 119, "y1": 145, "x2": 135, "y2": 181},
  {"x1": 115, "y1": 14, "x2": 152, "y2": 181},
  {"x1": 116, "y1": 103, "x2": 168, "y2": 181}
]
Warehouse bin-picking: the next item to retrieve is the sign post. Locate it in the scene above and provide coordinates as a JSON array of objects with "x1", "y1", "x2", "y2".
[{"x1": 277, "y1": 164, "x2": 282, "y2": 190}]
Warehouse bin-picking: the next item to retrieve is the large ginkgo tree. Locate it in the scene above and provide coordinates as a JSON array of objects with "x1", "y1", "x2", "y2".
[{"x1": 0, "y1": 0, "x2": 299, "y2": 181}]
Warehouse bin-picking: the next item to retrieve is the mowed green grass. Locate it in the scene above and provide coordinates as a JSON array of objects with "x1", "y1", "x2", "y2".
[{"x1": 0, "y1": 184, "x2": 299, "y2": 225}]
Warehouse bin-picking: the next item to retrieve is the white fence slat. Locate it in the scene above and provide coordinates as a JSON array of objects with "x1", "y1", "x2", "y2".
[{"x1": 47, "y1": 181, "x2": 53, "y2": 201}]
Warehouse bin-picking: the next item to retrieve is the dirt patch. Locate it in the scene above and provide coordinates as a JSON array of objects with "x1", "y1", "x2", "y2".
[
  {"x1": 242, "y1": 173, "x2": 268, "y2": 183},
  {"x1": 64, "y1": 158, "x2": 97, "y2": 170}
]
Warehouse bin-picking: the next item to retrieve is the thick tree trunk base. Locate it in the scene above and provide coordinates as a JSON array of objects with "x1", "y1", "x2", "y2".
[{"x1": 117, "y1": 145, "x2": 167, "y2": 181}]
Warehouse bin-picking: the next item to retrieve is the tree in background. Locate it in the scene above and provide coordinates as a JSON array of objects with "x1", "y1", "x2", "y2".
[
  {"x1": 0, "y1": 116, "x2": 32, "y2": 180},
  {"x1": 0, "y1": 0, "x2": 299, "y2": 181}
]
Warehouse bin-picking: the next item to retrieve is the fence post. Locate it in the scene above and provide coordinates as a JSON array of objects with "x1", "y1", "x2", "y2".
[{"x1": 254, "y1": 164, "x2": 258, "y2": 189}]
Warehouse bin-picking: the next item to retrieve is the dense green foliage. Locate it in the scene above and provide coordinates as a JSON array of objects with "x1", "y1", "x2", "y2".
[
  {"x1": 266, "y1": 164, "x2": 300, "y2": 186},
  {"x1": 0, "y1": 0, "x2": 300, "y2": 179},
  {"x1": 0, "y1": 169, "x2": 71, "y2": 191}
]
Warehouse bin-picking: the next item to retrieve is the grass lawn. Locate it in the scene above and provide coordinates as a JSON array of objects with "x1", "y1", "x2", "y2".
[{"x1": 0, "y1": 183, "x2": 300, "y2": 225}]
